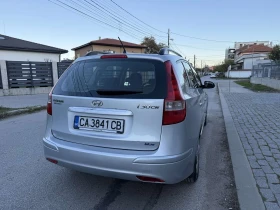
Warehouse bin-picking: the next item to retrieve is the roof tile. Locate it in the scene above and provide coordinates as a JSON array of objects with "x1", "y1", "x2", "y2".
[
  {"x1": 72, "y1": 38, "x2": 146, "y2": 50},
  {"x1": 237, "y1": 44, "x2": 272, "y2": 54}
]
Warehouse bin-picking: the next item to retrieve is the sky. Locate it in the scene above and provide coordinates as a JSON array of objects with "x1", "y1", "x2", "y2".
[{"x1": 0, "y1": 0, "x2": 279, "y2": 66}]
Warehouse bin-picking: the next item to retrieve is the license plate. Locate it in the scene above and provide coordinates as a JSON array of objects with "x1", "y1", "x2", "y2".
[{"x1": 73, "y1": 116, "x2": 125, "y2": 134}]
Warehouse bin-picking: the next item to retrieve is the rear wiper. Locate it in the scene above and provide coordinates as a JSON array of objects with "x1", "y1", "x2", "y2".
[{"x1": 96, "y1": 89, "x2": 143, "y2": 95}]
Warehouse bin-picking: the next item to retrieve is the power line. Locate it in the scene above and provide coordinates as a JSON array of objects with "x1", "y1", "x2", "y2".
[
  {"x1": 96, "y1": 0, "x2": 168, "y2": 44},
  {"x1": 170, "y1": 44, "x2": 184, "y2": 57},
  {"x1": 183, "y1": 54, "x2": 225, "y2": 58},
  {"x1": 109, "y1": 0, "x2": 235, "y2": 44},
  {"x1": 67, "y1": 0, "x2": 144, "y2": 40},
  {"x1": 95, "y1": 0, "x2": 167, "y2": 38},
  {"x1": 110, "y1": 0, "x2": 167, "y2": 34},
  {"x1": 170, "y1": 41, "x2": 186, "y2": 58},
  {"x1": 49, "y1": 0, "x2": 118, "y2": 32},
  {"x1": 171, "y1": 32, "x2": 233, "y2": 43},
  {"x1": 50, "y1": 0, "x2": 143, "y2": 42},
  {"x1": 174, "y1": 43, "x2": 224, "y2": 51},
  {"x1": 51, "y1": 0, "x2": 168, "y2": 45},
  {"x1": 51, "y1": 0, "x2": 232, "y2": 48},
  {"x1": 55, "y1": 0, "x2": 117, "y2": 30},
  {"x1": 84, "y1": 0, "x2": 163, "y2": 38},
  {"x1": 195, "y1": 54, "x2": 225, "y2": 57},
  {"x1": 95, "y1": 0, "x2": 167, "y2": 43}
]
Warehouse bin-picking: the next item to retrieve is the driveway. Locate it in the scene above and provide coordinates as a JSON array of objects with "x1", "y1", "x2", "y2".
[{"x1": 0, "y1": 84, "x2": 239, "y2": 210}]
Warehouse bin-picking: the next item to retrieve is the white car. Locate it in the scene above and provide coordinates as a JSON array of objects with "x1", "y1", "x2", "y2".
[{"x1": 210, "y1": 73, "x2": 216, "y2": 78}]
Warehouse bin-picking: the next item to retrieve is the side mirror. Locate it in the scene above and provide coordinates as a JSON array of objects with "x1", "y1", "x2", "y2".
[{"x1": 203, "y1": 81, "x2": 215, "y2": 89}]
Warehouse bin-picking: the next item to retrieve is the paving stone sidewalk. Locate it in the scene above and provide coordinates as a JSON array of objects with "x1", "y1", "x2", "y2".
[{"x1": 224, "y1": 92, "x2": 280, "y2": 209}]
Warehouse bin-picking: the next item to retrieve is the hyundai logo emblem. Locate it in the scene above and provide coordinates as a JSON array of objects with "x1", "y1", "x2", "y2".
[{"x1": 92, "y1": 100, "x2": 103, "y2": 107}]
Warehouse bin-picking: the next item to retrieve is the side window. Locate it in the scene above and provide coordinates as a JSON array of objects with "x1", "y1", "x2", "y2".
[
  {"x1": 175, "y1": 60, "x2": 189, "y2": 93},
  {"x1": 182, "y1": 61, "x2": 199, "y2": 88},
  {"x1": 192, "y1": 68, "x2": 202, "y2": 87}
]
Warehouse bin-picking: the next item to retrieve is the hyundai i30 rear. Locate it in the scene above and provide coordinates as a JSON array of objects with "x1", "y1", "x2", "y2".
[{"x1": 43, "y1": 53, "x2": 203, "y2": 184}]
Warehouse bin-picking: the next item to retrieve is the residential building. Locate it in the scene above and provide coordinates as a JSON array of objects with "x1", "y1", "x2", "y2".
[
  {"x1": 234, "y1": 44, "x2": 272, "y2": 69},
  {"x1": 72, "y1": 38, "x2": 147, "y2": 58},
  {"x1": 234, "y1": 41, "x2": 272, "y2": 50},
  {"x1": 225, "y1": 41, "x2": 272, "y2": 60},
  {"x1": 225, "y1": 43, "x2": 273, "y2": 78},
  {"x1": 225, "y1": 48, "x2": 235, "y2": 60},
  {"x1": 0, "y1": 34, "x2": 68, "y2": 62}
]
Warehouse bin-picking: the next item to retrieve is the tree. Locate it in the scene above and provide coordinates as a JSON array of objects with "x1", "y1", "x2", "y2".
[
  {"x1": 214, "y1": 60, "x2": 234, "y2": 72},
  {"x1": 269, "y1": 45, "x2": 280, "y2": 62},
  {"x1": 158, "y1": 42, "x2": 167, "y2": 49},
  {"x1": 141, "y1": 36, "x2": 166, "y2": 54}
]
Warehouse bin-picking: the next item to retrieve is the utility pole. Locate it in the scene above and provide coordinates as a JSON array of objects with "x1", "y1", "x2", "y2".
[
  {"x1": 168, "y1": 29, "x2": 170, "y2": 48},
  {"x1": 194, "y1": 55, "x2": 196, "y2": 69}
]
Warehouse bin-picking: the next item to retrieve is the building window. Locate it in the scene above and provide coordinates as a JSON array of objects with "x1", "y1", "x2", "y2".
[{"x1": 103, "y1": 50, "x2": 115, "y2": 53}]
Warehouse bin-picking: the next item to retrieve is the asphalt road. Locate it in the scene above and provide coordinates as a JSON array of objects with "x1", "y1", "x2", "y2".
[{"x1": 0, "y1": 82, "x2": 239, "y2": 210}]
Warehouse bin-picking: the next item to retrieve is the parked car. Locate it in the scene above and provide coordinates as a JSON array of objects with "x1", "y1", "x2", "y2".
[
  {"x1": 210, "y1": 73, "x2": 216, "y2": 78},
  {"x1": 43, "y1": 48, "x2": 215, "y2": 184},
  {"x1": 216, "y1": 72, "x2": 225, "y2": 78}
]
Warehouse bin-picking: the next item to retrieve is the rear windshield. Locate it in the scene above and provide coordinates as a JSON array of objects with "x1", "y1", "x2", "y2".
[{"x1": 53, "y1": 58, "x2": 167, "y2": 99}]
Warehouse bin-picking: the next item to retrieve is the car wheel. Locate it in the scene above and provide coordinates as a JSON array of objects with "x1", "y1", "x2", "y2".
[{"x1": 186, "y1": 146, "x2": 200, "y2": 183}]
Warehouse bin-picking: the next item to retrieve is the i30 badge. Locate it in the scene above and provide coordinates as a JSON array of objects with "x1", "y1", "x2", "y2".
[{"x1": 92, "y1": 100, "x2": 103, "y2": 107}]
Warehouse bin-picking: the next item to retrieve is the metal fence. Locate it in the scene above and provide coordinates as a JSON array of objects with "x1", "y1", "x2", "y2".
[
  {"x1": 252, "y1": 63, "x2": 280, "y2": 80},
  {"x1": 57, "y1": 61, "x2": 72, "y2": 78},
  {"x1": 6, "y1": 61, "x2": 53, "y2": 88}
]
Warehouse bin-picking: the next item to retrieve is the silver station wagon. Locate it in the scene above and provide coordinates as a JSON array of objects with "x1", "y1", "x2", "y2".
[{"x1": 43, "y1": 48, "x2": 215, "y2": 184}]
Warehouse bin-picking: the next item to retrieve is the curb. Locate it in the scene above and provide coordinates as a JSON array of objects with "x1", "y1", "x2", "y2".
[
  {"x1": 217, "y1": 83, "x2": 265, "y2": 210},
  {"x1": 0, "y1": 105, "x2": 46, "y2": 120}
]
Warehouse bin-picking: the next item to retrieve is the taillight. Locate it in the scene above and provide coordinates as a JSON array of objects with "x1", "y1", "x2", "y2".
[
  {"x1": 162, "y1": 61, "x2": 186, "y2": 125},
  {"x1": 101, "y1": 54, "x2": 127, "y2": 59},
  {"x1": 47, "y1": 92, "x2": 52, "y2": 115}
]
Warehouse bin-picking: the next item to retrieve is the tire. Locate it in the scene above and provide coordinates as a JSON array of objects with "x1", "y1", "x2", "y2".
[{"x1": 186, "y1": 146, "x2": 200, "y2": 183}]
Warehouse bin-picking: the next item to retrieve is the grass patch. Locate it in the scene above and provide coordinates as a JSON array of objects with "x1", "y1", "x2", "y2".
[
  {"x1": 0, "y1": 105, "x2": 46, "y2": 119},
  {"x1": 235, "y1": 80, "x2": 280, "y2": 92},
  {"x1": 0, "y1": 106, "x2": 15, "y2": 114},
  {"x1": 214, "y1": 77, "x2": 249, "y2": 80}
]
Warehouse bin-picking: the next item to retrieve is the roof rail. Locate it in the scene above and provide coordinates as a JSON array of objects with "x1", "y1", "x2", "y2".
[
  {"x1": 85, "y1": 51, "x2": 112, "y2": 56},
  {"x1": 159, "y1": 47, "x2": 182, "y2": 57}
]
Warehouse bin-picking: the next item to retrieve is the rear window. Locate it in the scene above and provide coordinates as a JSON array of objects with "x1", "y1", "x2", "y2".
[{"x1": 53, "y1": 58, "x2": 167, "y2": 99}]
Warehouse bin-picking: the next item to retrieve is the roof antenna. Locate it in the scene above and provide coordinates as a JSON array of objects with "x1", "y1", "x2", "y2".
[{"x1": 118, "y1": 37, "x2": 126, "y2": 53}]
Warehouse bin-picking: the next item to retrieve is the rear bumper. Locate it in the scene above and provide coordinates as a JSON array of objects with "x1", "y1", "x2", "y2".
[{"x1": 43, "y1": 136, "x2": 194, "y2": 184}]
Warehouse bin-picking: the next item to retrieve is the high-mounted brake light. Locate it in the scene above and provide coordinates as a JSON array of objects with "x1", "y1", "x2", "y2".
[
  {"x1": 101, "y1": 54, "x2": 127, "y2": 59},
  {"x1": 162, "y1": 60, "x2": 186, "y2": 125}
]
